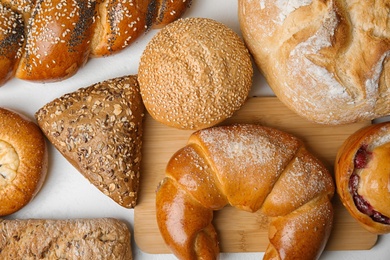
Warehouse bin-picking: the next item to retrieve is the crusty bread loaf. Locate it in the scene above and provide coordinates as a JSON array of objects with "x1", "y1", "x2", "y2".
[
  {"x1": 138, "y1": 17, "x2": 253, "y2": 130},
  {"x1": 238, "y1": 0, "x2": 390, "y2": 125},
  {"x1": 0, "y1": 0, "x2": 191, "y2": 85},
  {"x1": 156, "y1": 124, "x2": 334, "y2": 259},
  {"x1": 0, "y1": 218, "x2": 132, "y2": 259},
  {"x1": 35, "y1": 75, "x2": 144, "y2": 208},
  {"x1": 0, "y1": 108, "x2": 48, "y2": 216},
  {"x1": 336, "y1": 121, "x2": 390, "y2": 234}
]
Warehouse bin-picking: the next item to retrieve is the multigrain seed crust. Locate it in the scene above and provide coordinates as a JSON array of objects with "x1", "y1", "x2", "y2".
[
  {"x1": 0, "y1": 218, "x2": 132, "y2": 259},
  {"x1": 35, "y1": 75, "x2": 144, "y2": 208},
  {"x1": 0, "y1": 108, "x2": 48, "y2": 216},
  {"x1": 138, "y1": 17, "x2": 253, "y2": 130}
]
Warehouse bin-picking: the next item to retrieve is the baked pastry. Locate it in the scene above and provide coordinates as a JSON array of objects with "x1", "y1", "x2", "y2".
[
  {"x1": 0, "y1": 0, "x2": 191, "y2": 85},
  {"x1": 156, "y1": 124, "x2": 334, "y2": 259},
  {"x1": 0, "y1": 107, "x2": 48, "y2": 216},
  {"x1": 238, "y1": 0, "x2": 390, "y2": 125},
  {"x1": 0, "y1": 218, "x2": 132, "y2": 259},
  {"x1": 336, "y1": 121, "x2": 390, "y2": 234},
  {"x1": 35, "y1": 75, "x2": 144, "y2": 208},
  {"x1": 138, "y1": 17, "x2": 253, "y2": 130}
]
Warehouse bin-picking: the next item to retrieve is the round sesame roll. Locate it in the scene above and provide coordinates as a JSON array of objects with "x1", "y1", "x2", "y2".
[{"x1": 138, "y1": 17, "x2": 253, "y2": 130}]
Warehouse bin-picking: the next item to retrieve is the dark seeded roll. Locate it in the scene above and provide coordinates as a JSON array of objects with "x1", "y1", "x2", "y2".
[
  {"x1": 138, "y1": 17, "x2": 253, "y2": 130},
  {"x1": 35, "y1": 75, "x2": 144, "y2": 208}
]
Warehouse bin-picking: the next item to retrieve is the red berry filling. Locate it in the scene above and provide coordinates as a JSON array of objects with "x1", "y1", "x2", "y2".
[
  {"x1": 349, "y1": 146, "x2": 390, "y2": 225},
  {"x1": 354, "y1": 146, "x2": 371, "y2": 169}
]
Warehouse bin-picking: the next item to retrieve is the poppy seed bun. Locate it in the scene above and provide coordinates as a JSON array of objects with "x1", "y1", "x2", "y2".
[{"x1": 138, "y1": 17, "x2": 253, "y2": 130}]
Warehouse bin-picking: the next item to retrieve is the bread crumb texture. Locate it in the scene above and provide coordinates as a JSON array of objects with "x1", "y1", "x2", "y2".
[{"x1": 138, "y1": 17, "x2": 253, "y2": 130}]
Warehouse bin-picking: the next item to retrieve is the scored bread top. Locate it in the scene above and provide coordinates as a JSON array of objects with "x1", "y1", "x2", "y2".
[{"x1": 238, "y1": 0, "x2": 390, "y2": 124}]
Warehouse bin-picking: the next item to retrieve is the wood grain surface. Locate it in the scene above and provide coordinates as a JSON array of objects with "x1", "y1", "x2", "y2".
[{"x1": 134, "y1": 97, "x2": 377, "y2": 254}]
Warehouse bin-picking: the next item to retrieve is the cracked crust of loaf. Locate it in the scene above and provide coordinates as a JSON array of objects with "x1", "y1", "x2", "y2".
[
  {"x1": 238, "y1": 0, "x2": 390, "y2": 125},
  {"x1": 0, "y1": 218, "x2": 132, "y2": 259}
]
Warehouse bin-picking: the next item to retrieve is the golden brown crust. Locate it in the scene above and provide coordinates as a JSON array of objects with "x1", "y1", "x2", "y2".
[
  {"x1": 156, "y1": 124, "x2": 334, "y2": 259},
  {"x1": 0, "y1": 218, "x2": 132, "y2": 259},
  {"x1": 35, "y1": 75, "x2": 144, "y2": 208},
  {"x1": 91, "y1": 0, "x2": 150, "y2": 57},
  {"x1": 0, "y1": 0, "x2": 191, "y2": 85},
  {"x1": 138, "y1": 17, "x2": 253, "y2": 130},
  {"x1": 15, "y1": 0, "x2": 98, "y2": 81},
  {"x1": 238, "y1": 0, "x2": 390, "y2": 125},
  {"x1": 0, "y1": 108, "x2": 48, "y2": 216},
  {"x1": 0, "y1": 3, "x2": 24, "y2": 85},
  {"x1": 152, "y1": 0, "x2": 192, "y2": 28},
  {"x1": 335, "y1": 121, "x2": 390, "y2": 234}
]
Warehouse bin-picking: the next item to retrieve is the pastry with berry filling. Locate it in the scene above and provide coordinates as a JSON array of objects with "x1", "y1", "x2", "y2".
[{"x1": 336, "y1": 121, "x2": 390, "y2": 234}]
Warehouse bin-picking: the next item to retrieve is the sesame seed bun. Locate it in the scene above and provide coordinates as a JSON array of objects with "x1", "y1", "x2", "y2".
[{"x1": 138, "y1": 17, "x2": 253, "y2": 130}]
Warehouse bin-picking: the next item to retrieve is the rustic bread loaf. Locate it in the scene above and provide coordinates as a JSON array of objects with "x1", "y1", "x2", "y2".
[
  {"x1": 0, "y1": 218, "x2": 132, "y2": 259},
  {"x1": 35, "y1": 75, "x2": 144, "y2": 208},
  {"x1": 336, "y1": 121, "x2": 390, "y2": 234},
  {"x1": 0, "y1": 108, "x2": 48, "y2": 216},
  {"x1": 0, "y1": 0, "x2": 191, "y2": 85},
  {"x1": 156, "y1": 124, "x2": 334, "y2": 259},
  {"x1": 238, "y1": 0, "x2": 390, "y2": 124},
  {"x1": 138, "y1": 17, "x2": 253, "y2": 130}
]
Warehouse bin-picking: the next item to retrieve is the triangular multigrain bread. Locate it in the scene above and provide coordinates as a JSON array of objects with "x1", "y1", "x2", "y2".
[{"x1": 35, "y1": 76, "x2": 144, "y2": 208}]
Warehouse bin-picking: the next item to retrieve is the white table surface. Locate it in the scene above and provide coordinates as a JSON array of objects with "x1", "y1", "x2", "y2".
[{"x1": 2, "y1": 0, "x2": 390, "y2": 259}]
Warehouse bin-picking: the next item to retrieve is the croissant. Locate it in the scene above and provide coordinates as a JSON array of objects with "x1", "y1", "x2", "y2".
[
  {"x1": 0, "y1": 0, "x2": 191, "y2": 86},
  {"x1": 156, "y1": 124, "x2": 335, "y2": 259}
]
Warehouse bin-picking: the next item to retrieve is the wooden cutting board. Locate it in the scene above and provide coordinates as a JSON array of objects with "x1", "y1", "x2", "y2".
[{"x1": 134, "y1": 97, "x2": 378, "y2": 254}]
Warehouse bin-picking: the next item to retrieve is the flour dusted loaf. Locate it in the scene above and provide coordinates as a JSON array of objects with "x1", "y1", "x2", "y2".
[
  {"x1": 156, "y1": 124, "x2": 334, "y2": 259},
  {"x1": 0, "y1": 218, "x2": 132, "y2": 259},
  {"x1": 0, "y1": 108, "x2": 48, "y2": 216},
  {"x1": 35, "y1": 75, "x2": 144, "y2": 208},
  {"x1": 138, "y1": 17, "x2": 253, "y2": 130},
  {"x1": 336, "y1": 121, "x2": 390, "y2": 234},
  {"x1": 238, "y1": 0, "x2": 390, "y2": 124},
  {"x1": 0, "y1": 0, "x2": 191, "y2": 86}
]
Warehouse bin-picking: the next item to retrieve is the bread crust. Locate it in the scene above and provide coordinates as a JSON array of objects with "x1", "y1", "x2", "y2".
[
  {"x1": 156, "y1": 124, "x2": 334, "y2": 259},
  {"x1": 35, "y1": 75, "x2": 144, "y2": 208},
  {"x1": 335, "y1": 121, "x2": 390, "y2": 234},
  {"x1": 238, "y1": 0, "x2": 390, "y2": 125},
  {"x1": 0, "y1": 108, "x2": 48, "y2": 216},
  {"x1": 0, "y1": 0, "x2": 191, "y2": 84},
  {"x1": 0, "y1": 3, "x2": 24, "y2": 86},
  {"x1": 138, "y1": 17, "x2": 253, "y2": 130},
  {"x1": 0, "y1": 218, "x2": 132, "y2": 259}
]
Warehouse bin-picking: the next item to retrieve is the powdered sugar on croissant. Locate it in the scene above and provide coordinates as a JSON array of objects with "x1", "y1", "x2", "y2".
[{"x1": 156, "y1": 124, "x2": 334, "y2": 259}]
